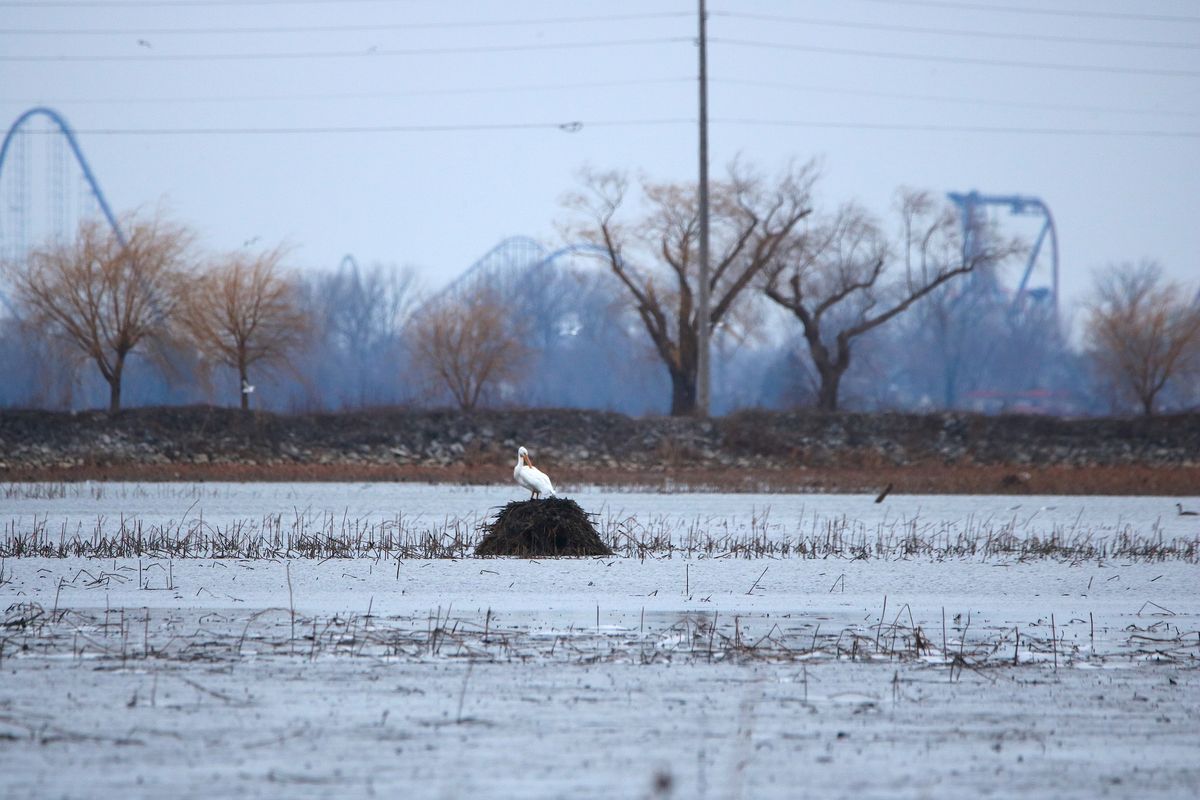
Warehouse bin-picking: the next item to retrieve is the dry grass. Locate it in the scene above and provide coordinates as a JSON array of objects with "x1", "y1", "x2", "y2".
[
  {"x1": 4, "y1": 593, "x2": 1195, "y2": 672},
  {"x1": 2, "y1": 506, "x2": 1195, "y2": 562}
]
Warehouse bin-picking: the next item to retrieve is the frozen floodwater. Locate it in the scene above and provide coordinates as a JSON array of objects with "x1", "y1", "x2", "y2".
[
  {"x1": 4, "y1": 480, "x2": 1200, "y2": 540},
  {"x1": 0, "y1": 483, "x2": 1198, "y2": 799},
  {"x1": 5, "y1": 482, "x2": 1199, "y2": 562}
]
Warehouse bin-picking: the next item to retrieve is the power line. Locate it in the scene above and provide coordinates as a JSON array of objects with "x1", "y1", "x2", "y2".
[
  {"x1": 6, "y1": 0, "x2": 1200, "y2": 24},
  {"x1": 18, "y1": 119, "x2": 694, "y2": 135},
  {"x1": 0, "y1": 0, "x2": 426, "y2": 7},
  {"x1": 715, "y1": 116, "x2": 1200, "y2": 138},
  {"x1": 4, "y1": 75, "x2": 1189, "y2": 121},
  {"x1": 713, "y1": 78, "x2": 1200, "y2": 119},
  {"x1": 0, "y1": 36, "x2": 691, "y2": 62},
  {"x1": 714, "y1": 37, "x2": 1200, "y2": 78},
  {"x1": 17, "y1": 118, "x2": 1197, "y2": 139},
  {"x1": 848, "y1": 0, "x2": 1200, "y2": 25},
  {"x1": 0, "y1": 77, "x2": 693, "y2": 107},
  {"x1": 1, "y1": 11, "x2": 692, "y2": 37},
  {"x1": 712, "y1": 10, "x2": 1200, "y2": 51}
]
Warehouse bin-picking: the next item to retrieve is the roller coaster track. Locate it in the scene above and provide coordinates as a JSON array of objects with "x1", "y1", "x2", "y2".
[
  {"x1": 425, "y1": 236, "x2": 610, "y2": 307},
  {"x1": 0, "y1": 106, "x2": 124, "y2": 247},
  {"x1": 948, "y1": 190, "x2": 1060, "y2": 321},
  {"x1": 0, "y1": 107, "x2": 125, "y2": 314}
]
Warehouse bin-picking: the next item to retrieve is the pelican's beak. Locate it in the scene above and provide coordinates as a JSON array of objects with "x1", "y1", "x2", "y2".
[{"x1": 523, "y1": 454, "x2": 533, "y2": 467}]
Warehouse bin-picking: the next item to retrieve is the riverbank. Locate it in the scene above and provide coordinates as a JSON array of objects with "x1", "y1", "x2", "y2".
[{"x1": 1, "y1": 406, "x2": 1196, "y2": 494}]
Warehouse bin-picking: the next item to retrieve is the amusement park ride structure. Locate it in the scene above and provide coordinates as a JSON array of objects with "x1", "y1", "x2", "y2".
[
  {"x1": 1, "y1": 106, "x2": 1062, "y2": 334},
  {"x1": 948, "y1": 189, "x2": 1060, "y2": 322},
  {"x1": 0, "y1": 107, "x2": 125, "y2": 254}
]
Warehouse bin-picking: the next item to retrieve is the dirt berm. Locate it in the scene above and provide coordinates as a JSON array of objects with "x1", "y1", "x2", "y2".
[{"x1": 0, "y1": 406, "x2": 1196, "y2": 494}]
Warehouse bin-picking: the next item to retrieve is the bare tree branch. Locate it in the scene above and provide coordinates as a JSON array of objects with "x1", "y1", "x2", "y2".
[
  {"x1": 563, "y1": 160, "x2": 815, "y2": 415},
  {"x1": 178, "y1": 247, "x2": 308, "y2": 410},
  {"x1": 3, "y1": 213, "x2": 192, "y2": 411},
  {"x1": 409, "y1": 287, "x2": 530, "y2": 411},
  {"x1": 1085, "y1": 261, "x2": 1200, "y2": 416},
  {"x1": 765, "y1": 190, "x2": 1021, "y2": 411}
]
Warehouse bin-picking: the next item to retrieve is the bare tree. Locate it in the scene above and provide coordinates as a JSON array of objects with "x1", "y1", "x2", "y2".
[
  {"x1": 318, "y1": 259, "x2": 420, "y2": 406},
  {"x1": 1085, "y1": 261, "x2": 1200, "y2": 416},
  {"x1": 765, "y1": 190, "x2": 1019, "y2": 411},
  {"x1": 563, "y1": 161, "x2": 815, "y2": 415},
  {"x1": 2, "y1": 214, "x2": 192, "y2": 412},
  {"x1": 410, "y1": 286, "x2": 530, "y2": 411},
  {"x1": 179, "y1": 247, "x2": 308, "y2": 410}
]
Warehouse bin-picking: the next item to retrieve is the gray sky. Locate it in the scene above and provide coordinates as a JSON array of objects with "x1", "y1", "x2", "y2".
[{"x1": 2, "y1": 0, "x2": 1198, "y2": 313}]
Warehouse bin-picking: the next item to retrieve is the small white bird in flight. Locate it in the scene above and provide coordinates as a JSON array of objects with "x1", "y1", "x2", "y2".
[{"x1": 514, "y1": 446, "x2": 556, "y2": 499}]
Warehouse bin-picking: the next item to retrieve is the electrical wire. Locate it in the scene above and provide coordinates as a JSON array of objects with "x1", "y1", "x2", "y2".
[
  {"x1": 1, "y1": 11, "x2": 693, "y2": 37},
  {"x1": 847, "y1": 0, "x2": 1200, "y2": 25},
  {"x1": 17, "y1": 119, "x2": 692, "y2": 134},
  {"x1": 5, "y1": 76, "x2": 1188, "y2": 122},
  {"x1": 714, "y1": 37, "x2": 1200, "y2": 78},
  {"x1": 0, "y1": 36, "x2": 691, "y2": 62},
  {"x1": 18, "y1": 118, "x2": 1196, "y2": 139},
  {"x1": 714, "y1": 116, "x2": 1200, "y2": 138},
  {"x1": 0, "y1": 77, "x2": 693, "y2": 107},
  {"x1": 712, "y1": 78, "x2": 1200, "y2": 119},
  {"x1": 0, "y1": 0, "x2": 428, "y2": 7},
  {"x1": 711, "y1": 10, "x2": 1200, "y2": 51}
]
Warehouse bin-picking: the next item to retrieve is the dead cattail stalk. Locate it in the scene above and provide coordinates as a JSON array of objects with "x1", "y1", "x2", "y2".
[
  {"x1": 875, "y1": 595, "x2": 888, "y2": 653},
  {"x1": 286, "y1": 562, "x2": 295, "y2": 655},
  {"x1": 455, "y1": 662, "x2": 475, "y2": 724},
  {"x1": 941, "y1": 607, "x2": 947, "y2": 656},
  {"x1": 1051, "y1": 613, "x2": 1058, "y2": 671},
  {"x1": 746, "y1": 566, "x2": 768, "y2": 595}
]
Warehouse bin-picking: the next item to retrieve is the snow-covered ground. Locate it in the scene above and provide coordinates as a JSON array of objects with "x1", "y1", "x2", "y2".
[{"x1": 1, "y1": 483, "x2": 1198, "y2": 798}]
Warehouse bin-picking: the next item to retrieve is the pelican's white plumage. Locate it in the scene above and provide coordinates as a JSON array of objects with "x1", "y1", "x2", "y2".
[{"x1": 514, "y1": 446, "x2": 556, "y2": 499}]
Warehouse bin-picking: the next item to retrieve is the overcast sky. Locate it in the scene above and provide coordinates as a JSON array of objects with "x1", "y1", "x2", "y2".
[{"x1": 2, "y1": 0, "x2": 1197, "y2": 314}]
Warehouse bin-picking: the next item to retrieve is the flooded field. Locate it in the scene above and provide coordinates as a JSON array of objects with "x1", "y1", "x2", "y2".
[{"x1": 1, "y1": 483, "x2": 1198, "y2": 798}]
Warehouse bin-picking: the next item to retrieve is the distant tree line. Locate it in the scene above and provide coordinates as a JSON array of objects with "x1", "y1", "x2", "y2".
[{"x1": 2, "y1": 166, "x2": 1198, "y2": 418}]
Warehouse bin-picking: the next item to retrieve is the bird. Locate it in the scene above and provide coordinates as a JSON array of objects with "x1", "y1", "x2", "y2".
[
  {"x1": 1177, "y1": 503, "x2": 1198, "y2": 517},
  {"x1": 514, "y1": 446, "x2": 556, "y2": 500},
  {"x1": 241, "y1": 379, "x2": 255, "y2": 395}
]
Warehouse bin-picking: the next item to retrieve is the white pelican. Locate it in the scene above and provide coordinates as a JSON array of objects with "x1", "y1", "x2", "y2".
[{"x1": 514, "y1": 446, "x2": 556, "y2": 499}]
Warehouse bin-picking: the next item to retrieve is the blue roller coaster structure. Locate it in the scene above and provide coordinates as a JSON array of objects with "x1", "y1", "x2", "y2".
[
  {"x1": 0, "y1": 106, "x2": 125, "y2": 250},
  {"x1": 3, "y1": 106, "x2": 1067, "y2": 332},
  {"x1": 948, "y1": 190, "x2": 1059, "y2": 321},
  {"x1": 0, "y1": 107, "x2": 125, "y2": 314},
  {"x1": 425, "y1": 235, "x2": 610, "y2": 308}
]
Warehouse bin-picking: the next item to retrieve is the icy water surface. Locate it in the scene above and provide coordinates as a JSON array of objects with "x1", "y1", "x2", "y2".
[
  {"x1": 1, "y1": 483, "x2": 1198, "y2": 799},
  {"x1": 4, "y1": 480, "x2": 1198, "y2": 541}
]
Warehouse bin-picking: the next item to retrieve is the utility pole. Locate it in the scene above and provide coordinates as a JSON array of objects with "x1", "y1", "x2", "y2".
[{"x1": 696, "y1": 0, "x2": 712, "y2": 416}]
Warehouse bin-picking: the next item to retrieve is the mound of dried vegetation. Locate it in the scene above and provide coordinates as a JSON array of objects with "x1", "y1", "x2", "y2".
[{"x1": 475, "y1": 498, "x2": 612, "y2": 558}]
